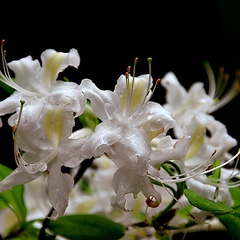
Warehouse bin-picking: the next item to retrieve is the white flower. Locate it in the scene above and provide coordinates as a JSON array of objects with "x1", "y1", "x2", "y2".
[
  {"x1": 160, "y1": 72, "x2": 214, "y2": 119},
  {"x1": 161, "y1": 63, "x2": 239, "y2": 117},
  {"x1": 178, "y1": 111, "x2": 237, "y2": 167},
  {"x1": 150, "y1": 135, "x2": 191, "y2": 167},
  {"x1": 162, "y1": 109, "x2": 238, "y2": 219},
  {"x1": 0, "y1": 45, "x2": 84, "y2": 120},
  {"x1": 0, "y1": 44, "x2": 87, "y2": 219},
  {"x1": 159, "y1": 67, "x2": 239, "y2": 220},
  {"x1": 78, "y1": 61, "x2": 175, "y2": 211}
]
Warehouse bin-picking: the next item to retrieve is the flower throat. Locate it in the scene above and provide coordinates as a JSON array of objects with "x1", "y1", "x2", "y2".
[{"x1": 122, "y1": 57, "x2": 160, "y2": 119}]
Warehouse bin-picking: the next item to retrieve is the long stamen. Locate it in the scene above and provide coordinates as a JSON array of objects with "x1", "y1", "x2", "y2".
[
  {"x1": 147, "y1": 57, "x2": 152, "y2": 92},
  {"x1": 165, "y1": 150, "x2": 217, "y2": 180},
  {"x1": 130, "y1": 58, "x2": 159, "y2": 119},
  {"x1": 205, "y1": 160, "x2": 240, "y2": 188},
  {"x1": 149, "y1": 78, "x2": 161, "y2": 99},
  {"x1": 13, "y1": 100, "x2": 47, "y2": 173},
  {"x1": 1, "y1": 40, "x2": 9, "y2": 77},
  {"x1": 150, "y1": 150, "x2": 217, "y2": 184},
  {"x1": 0, "y1": 39, "x2": 39, "y2": 96},
  {"x1": 203, "y1": 61, "x2": 216, "y2": 98},
  {"x1": 124, "y1": 67, "x2": 130, "y2": 117},
  {"x1": 201, "y1": 150, "x2": 240, "y2": 176},
  {"x1": 215, "y1": 66, "x2": 228, "y2": 99},
  {"x1": 150, "y1": 150, "x2": 240, "y2": 185},
  {"x1": 210, "y1": 76, "x2": 240, "y2": 113},
  {"x1": 204, "y1": 61, "x2": 240, "y2": 113},
  {"x1": 127, "y1": 58, "x2": 138, "y2": 114},
  {"x1": 225, "y1": 154, "x2": 240, "y2": 180},
  {"x1": 12, "y1": 100, "x2": 25, "y2": 138}
]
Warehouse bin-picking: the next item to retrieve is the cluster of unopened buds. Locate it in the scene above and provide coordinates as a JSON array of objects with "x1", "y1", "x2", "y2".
[{"x1": 0, "y1": 39, "x2": 239, "y2": 239}]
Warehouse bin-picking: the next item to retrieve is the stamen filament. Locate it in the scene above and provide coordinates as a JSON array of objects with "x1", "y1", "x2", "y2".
[
  {"x1": 124, "y1": 71, "x2": 130, "y2": 117},
  {"x1": 204, "y1": 61, "x2": 240, "y2": 113},
  {"x1": 150, "y1": 150, "x2": 240, "y2": 184},
  {"x1": 12, "y1": 100, "x2": 49, "y2": 173},
  {"x1": 201, "y1": 150, "x2": 240, "y2": 176},
  {"x1": 210, "y1": 80, "x2": 240, "y2": 113},
  {"x1": 0, "y1": 39, "x2": 41, "y2": 97},
  {"x1": 147, "y1": 57, "x2": 152, "y2": 93},
  {"x1": 215, "y1": 66, "x2": 228, "y2": 99},
  {"x1": 12, "y1": 100, "x2": 25, "y2": 138},
  {"x1": 127, "y1": 58, "x2": 138, "y2": 115},
  {"x1": 203, "y1": 61, "x2": 216, "y2": 98},
  {"x1": 161, "y1": 149, "x2": 217, "y2": 180}
]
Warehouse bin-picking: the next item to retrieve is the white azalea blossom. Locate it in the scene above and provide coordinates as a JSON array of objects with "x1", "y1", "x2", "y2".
[
  {"x1": 160, "y1": 72, "x2": 214, "y2": 118},
  {"x1": 161, "y1": 64, "x2": 239, "y2": 117},
  {"x1": 160, "y1": 69, "x2": 239, "y2": 224},
  {"x1": 0, "y1": 46, "x2": 86, "y2": 219},
  {"x1": 78, "y1": 70, "x2": 176, "y2": 211},
  {"x1": 0, "y1": 46, "x2": 83, "y2": 120}
]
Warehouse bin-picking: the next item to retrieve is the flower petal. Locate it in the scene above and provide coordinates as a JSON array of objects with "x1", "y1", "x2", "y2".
[
  {"x1": 80, "y1": 79, "x2": 116, "y2": 121},
  {"x1": 0, "y1": 92, "x2": 23, "y2": 120},
  {"x1": 8, "y1": 56, "x2": 45, "y2": 94},
  {"x1": 111, "y1": 164, "x2": 161, "y2": 211},
  {"x1": 41, "y1": 49, "x2": 80, "y2": 89},
  {"x1": 0, "y1": 167, "x2": 41, "y2": 192},
  {"x1": 47, "y1": 162, "x2": 74, "y2": 220},
  {"x1": 150, "y1": 136, "x2": 191, "y2": 164}
]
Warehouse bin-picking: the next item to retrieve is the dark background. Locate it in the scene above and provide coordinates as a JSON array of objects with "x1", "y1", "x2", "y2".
[{"x1": 0, "y1": 0, "x2": 239, "y2": 168}]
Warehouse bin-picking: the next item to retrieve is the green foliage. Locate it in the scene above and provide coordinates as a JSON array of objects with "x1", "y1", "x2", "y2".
[
  {"x1": 0, "y1": 78, "x2": 15, "y2": 94},
  {"x1": 79, "y1": 101, "x2": 99, "y2": 131},
  {"x1": 0, "y1": 164, "x2": 27, "y2": 224},
  {"x1": 217, "y1": 213, "x2": 240, "y2": 240},
  {"x1": 151, "y1": 161, "x2": 187, "y2": 231},
  {"x1": 184, "y1": 189, "x2": 233, "y2": 215},
  {"x1": 48, "y1": 214, "x2": 126, "y2": 240},
  {"x1": 79, "y1": 177, "x2": 92, "y2": 194},
  {"x1": 217, "y1": 187, "x2": 240, "y2": 240},
  {"x1": 184, "y1": 188, "x2": 240, "y2": 239},
  {"x1": 229, "y1": 186, "x2": 240, "y2": 208},
  {"x1": 207, "y1": 160, "x2": 221, "y2": 180}
]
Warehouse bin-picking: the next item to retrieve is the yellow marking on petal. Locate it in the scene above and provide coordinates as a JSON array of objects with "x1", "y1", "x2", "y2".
[
  {"x1": 44, "y1": 107, "x2": 65, "y2": 147},
  {"x1": 185, "y1": 123, "x2": 206, "y2": 160},
  {"x1": 122, "y1": 77, "x2": 146, "y2": 115},
  {"x1": 45, "y1": 52, "x2": 64, "y2": 87},
  {"x1": 147, "y1": 127, "x2": 164, "y2": 141}
]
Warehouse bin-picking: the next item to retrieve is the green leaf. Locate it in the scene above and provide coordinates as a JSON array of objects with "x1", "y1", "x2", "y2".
[
  {"x1": 63, "y1": 76, "x2": 70, "y2": 82},
  {"x1": 184, "y1": 189, "x2": 234, "y2": 215},
  {"x1": 0, "y1": 164, "x2": 27, "y2": 224},
  {"x1": 79, "y1": 102, "x2": 99, "y2": 131},
  {"x1": 0, "y1": 78, "x2": 15, "y2": 94},
  {"x1": 207, "y1": 160, "x2": 221, "y2": 180},
  {"x1": 216, "y1": 187, "x2": 240, "y2": 239},
  {"x1": 48, "y1": 214, "x2": 126, "y2": 240},
  {"x1": 230, "y1": 187, "x2": 240, "y2": 208},
  {"x1": 231, "y1": 206, "x2": 240, "y2": 218},
  {"x1": 79, "y1": 177, "x2": 92, "y2": 194},
  {"x1": 218, "y1": 214, "x2": 240, "y2": 240}
]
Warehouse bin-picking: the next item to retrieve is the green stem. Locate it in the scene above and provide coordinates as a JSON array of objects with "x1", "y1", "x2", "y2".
[{"x1": 151, "y1": 161, "x2": 187, "y2": 228}]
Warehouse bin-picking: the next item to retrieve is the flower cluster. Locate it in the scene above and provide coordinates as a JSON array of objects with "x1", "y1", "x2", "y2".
[{"x1": 0, "y1": 42, "x2": 239, "y2": 239}]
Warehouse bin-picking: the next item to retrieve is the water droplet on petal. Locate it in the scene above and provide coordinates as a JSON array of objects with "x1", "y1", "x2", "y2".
[{"x1": 146, "y1": 195, "x2": 160, "y2": 208}]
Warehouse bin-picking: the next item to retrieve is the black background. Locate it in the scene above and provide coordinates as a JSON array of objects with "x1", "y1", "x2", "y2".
[{"x1": 0, "y1": 0, "x2": 239, "y2": 168}]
